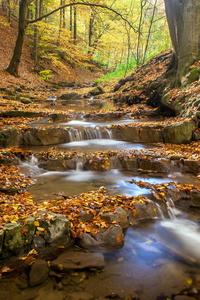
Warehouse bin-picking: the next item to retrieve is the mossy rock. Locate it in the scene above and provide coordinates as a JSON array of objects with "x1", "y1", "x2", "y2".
[
  {"x1": 1, "y1": 111, "x2": 40, "y2": 118},
  {"x1": 89, "y1": 86, "x2": 105, "y2": 96},
  {"x1": 0, "y1": 128, "x2": 21, "y2": 148},
  {"x1": 163, "y1": 120, "x2": 195, "y2": 144},
  {"x1": 3, "y1": 223, "x2": 26, "y2": 256},
  {"x1": 0, "y1": 231, "x2": 4, "y2": 254},
  {"x1": 182, "y1": 66, "x2": 200, "y2": 85}
]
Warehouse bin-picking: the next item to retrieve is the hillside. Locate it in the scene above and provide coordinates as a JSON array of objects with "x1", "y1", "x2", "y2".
[{"x1": 0, "y1": 8, "x2": 103, "y2": 90}]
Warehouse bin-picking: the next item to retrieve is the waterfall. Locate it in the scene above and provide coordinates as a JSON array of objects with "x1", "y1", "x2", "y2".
[
  {"x1": 166, "y1": 197, "x2": 177, "y2": 219},
  {"x1": 155, "y1": 203, "x2": 165, "y2": 219},
  {"x1": 67, "y1": 126, "x2": 113, "y2": 142}
]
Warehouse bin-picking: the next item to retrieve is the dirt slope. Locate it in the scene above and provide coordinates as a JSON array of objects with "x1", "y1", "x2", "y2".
[{"x1": 0, "y1": 9, "x2": 102, "y2": 90}]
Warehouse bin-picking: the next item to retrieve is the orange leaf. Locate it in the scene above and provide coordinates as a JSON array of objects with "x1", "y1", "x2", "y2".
[{"x1": 34, "y1": 221, "x2": 39, "y2": 227}]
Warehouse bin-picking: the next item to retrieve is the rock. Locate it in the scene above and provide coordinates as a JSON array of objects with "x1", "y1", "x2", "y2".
[
  {"x1": 0, "y1": 128, "x2": 22, "y2": 148},
  {"x1": 79, "y1": 210, "x2": 94, "y2": 222},
  {"x1": 101, "y1": 207, "x2": 129, "y2": 228},
  {"x1": 129, "y1": 200, "x2": 158, "y2": 225},
  {"x1": 101, "y1": 225, "x2": 124, "y2": 247},
  {"x1": 1, "y1": 111, "x2": 40, "y2": 118},
  {"x1": 77, "y1": 233, "x2": 101, "y2": 248},
  {"x1": 139, "y1": 127, "x2": 163, "y2": 143},
  {"x1": 15, "y1": 272, "x2": 28, "y2": 289},
  {"x1": 190, "y1": 189, "x2": 200, "y2": 207},
  {"x1": 163, "y1": 120, "x2": 195, "y2": 144},
  {"x1": 181, "y1": 159, "x2": 200, "y2": 173},
  {"x1": 89, "y1": 86, "x2": 105, "y2": 96},
  {"x1": 121, "y1": 155, "x2": 138, "y2": 170},
  {"x1": 20, "y1": 97, "x2": 32, "y2": 104},
  {"x1": 4, "y1": 223, "x2": 25, "y2": 255},
  {"x1": 0, "y1": 230, "x2": 4, "y2": 254},
  {"x1": 67, "y1": 292, "x2": 94, "y2": 300},
  {"x1": 161, "y1": 92, "x2": 182, "y2": 114},
  {"x1": 51, "y1": 251, "x2": 105, "y2": 271},
  {"x1": 38, "y1": 157, "x2": 76, "y2": 171},
  {"x1": 31, "y1": 235, "x2": 46, "y2": 249},
  {"x1": 175, "y1": 296, "x2": 196, "y2": 300},
  {"x1": 29, "y1": 259, "x2": 49, "y2": 287},
  {"x1": 46, "y1": 215, "x2": 71, "y2": 246},
  {"x1": 50, "y1": 113, "x2": 72, "y2": 122},
  {"x1": 119, "y1": 126, "x2": 140, "y2": 142},
  {"x1": 25, "y1": 217, "x2": 36, "y2": 244},
  {"x1": 138, "y1": 158, "x2": 171, "y2": 173},
  {"x1": 22, "y1": 127, "x2": 69, "y2": 146},
  {"x1": 60, "y1": 92, "x2": 79, "y2": 100},
  {"x1": 183, "y1": 66, "x2": 200, "y2": 85}
]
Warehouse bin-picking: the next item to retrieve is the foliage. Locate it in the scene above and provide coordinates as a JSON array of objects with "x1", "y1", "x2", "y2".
[{"x1": 39, "y1": 69, "x2": 53, "y2": 81}]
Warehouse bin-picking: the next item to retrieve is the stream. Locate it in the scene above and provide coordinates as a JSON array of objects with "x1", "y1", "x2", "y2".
[{"x1": 1, "y1": 95, "x2": 200, "y2": 300}]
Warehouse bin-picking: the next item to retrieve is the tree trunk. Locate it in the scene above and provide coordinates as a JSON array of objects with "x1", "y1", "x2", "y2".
[
  {"x1": 164, "y1": 0, "x2": 200, "y2": 85},
  {"x1": 6, "y1": 0, "x2": 28, "y2": 76},
  {"x1": 33, "y1": 0, "x2": 39, "y2": 64},
  {"x1": 89, "y1": 11, "x2": 94, "y2": 48},
  {"x1": 73, "y1": 5, "x2": 77, "y2": 42}
]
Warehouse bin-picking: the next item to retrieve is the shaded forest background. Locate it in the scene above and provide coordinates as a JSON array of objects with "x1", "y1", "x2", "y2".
[{"x1": 0, "y1": 0, "x2": 170, "y2": 84}]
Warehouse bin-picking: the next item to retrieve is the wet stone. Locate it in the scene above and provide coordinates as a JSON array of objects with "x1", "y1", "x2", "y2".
[
  {"x1": 67, "y1": 292, "x2": 94, "y2": 300},
  {"x1": 51, "y1": 250, "x2": 105, "y2": 272},
  {"x1": 4, "y1": 223, "x2": 25, "y2": 255},
  {"x1": 129, "y1": 200, "x2": 158, "y2": 226},
  {"x1": 31, "y1": 235, "x2": 46, "y2": 250},
  {"x1": 190, "y1": 189, "x2": 200, "y2": 207},
  {"x1": 101, "y1": 207, "x2": 129, "y2": 229},
  {"x1": 15, "y1": 272, "x2": 28, "y2": 289},
  {"x1": 29, "y1": 259, "x2": 49, "y2": 287},
  {"x1": 46, "y1": 215, "x2": 71, "y2": 246}
]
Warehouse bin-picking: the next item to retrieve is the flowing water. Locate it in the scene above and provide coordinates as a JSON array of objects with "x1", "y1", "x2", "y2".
[{"x1": 1, "y1": 96, "x2": 200, "y2": 300}]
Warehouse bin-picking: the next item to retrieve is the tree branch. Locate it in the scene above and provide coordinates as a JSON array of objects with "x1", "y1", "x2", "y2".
[{"x1": 27, "y1": 2, "x2": 137, "y2": 32}]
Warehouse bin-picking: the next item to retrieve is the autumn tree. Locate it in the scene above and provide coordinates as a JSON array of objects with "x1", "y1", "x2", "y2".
[{"x1": 164, "y1": 0, "x2": 200, "y2": 85}]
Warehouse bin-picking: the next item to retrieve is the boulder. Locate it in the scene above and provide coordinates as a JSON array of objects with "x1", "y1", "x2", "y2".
[
  {"x1": 46, "y1": 215, "x2": 71, "y2": 246},
  {"x1": 25, "y1": 217, "x2": 36, "y2": 244},
  {"x1": 0, "y1": 128, "x2": 22, "y2": 148},
  {"x1": 182, "y1": 66, "x2": 200, "y2": 85},
  {"x1": 100, "y1": 225, "x2": 124, "y2": 247},
  {"x1": 15, "y1": 273, "x2": 28, "y2": 290},
  {"x1": 60, "y1": 92, "x2": 79, "y2": 100},
  {"x1": 29, "y1": 259, "x2": 49, "y2": 287},
  {"x1": 190, "y1": 189, "x2": 200, "y2": 207},
  {"x1": 0, "y1": 230, "x2": 4, "y2": 254},
  {"x1": 119, "y1": 126, "x2": 140, "y2": 142},
  {"x1": 22, "y1": 127, "x2": 69, "y2": 146},
  {"x1": 4, "y1": 223, "x2": 25, "y2": 255},
  {"x1": 101, "y1": 207, "x2": 129, "y2": 229},
  {"x1": 51, "y1": 251, "x2": 105, "y2": 271},
  {"x1": 77, "y1": 233, "x2": 101, "y2": 248},
  {"x1": 181, "y1": 159, "x2": 200, "y2": 173},
  {"x1": 89, "y1": 86, "x2": 105, "y2": 96},
  {"x1": 163, "y1": 120, "x2": 195, "y2": 144},
  {"x1": 138, "y1": 158, "x2": 171, "y2": 173},
  {"x1": 121, "y1": 155, "x2": 138, "y2": 170},
  {"x1": 50, "y1": 113, "x2": 72, "y2": 123},
  {"x1": 31, "y1": 236, "x2": 46, "y2": 250},
  {"x1": 67, "y1": 292, "x2": 94, "y2": 300},
  {"x1": 1, "y1": 111, "x2": 40, "y2": 118},
  {"x1": 129, "y1": 200, "x2": 158, "y2": 225},
  {"x1": 139, "y1": 127, "x2": 163, "y2": 143}
]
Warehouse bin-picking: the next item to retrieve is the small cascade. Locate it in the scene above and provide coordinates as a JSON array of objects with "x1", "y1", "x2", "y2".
[
  {"x1": 155, "y1": 203, "x2": 165, "y2": 219},
  {"x1": 67, "y1": 126, "x2": 112, "y2": 142},
  {"x1": 20, "y1": 154, "x2": 41, "y2": 175},
  {"x1": 166, "y1": 197, "x2": 177, "y2": 219},
  {"x1": 76, "y1": 161, "x2": 83, "y2": 171},
  {"x1": 30, "y1": 154, "x2": 38, "y2": 166}
]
